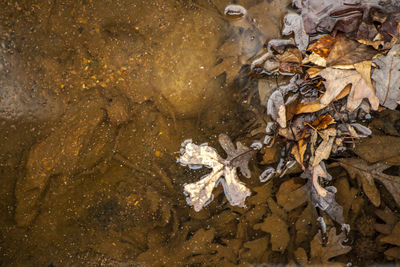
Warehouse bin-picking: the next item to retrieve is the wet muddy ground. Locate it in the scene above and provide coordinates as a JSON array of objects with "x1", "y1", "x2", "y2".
[{"x1": 0, "y1": 0, "x2": 399, "y2": 266}]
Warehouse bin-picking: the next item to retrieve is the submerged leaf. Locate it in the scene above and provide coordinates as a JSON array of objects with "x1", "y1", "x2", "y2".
[
  {"x1": 372, "y1": 44, "x2": 400, "y2": 109},
  {"x1": 338, "y1": 158, "x2": 400, "y2": 207},
  {"x1": 308, "y1": 163, "x2": 346, "y2": 227},
  {"x1": 310, "y1": 227, "x2": 352, "y2": 265},
  {"x1": 178, "y1": 134, "x2": 254, "y2": 211}
]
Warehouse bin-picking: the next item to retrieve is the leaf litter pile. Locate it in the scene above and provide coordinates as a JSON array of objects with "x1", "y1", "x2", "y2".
[{"x1": 177, "y1": 0, "x2": 400, "y2": 265}]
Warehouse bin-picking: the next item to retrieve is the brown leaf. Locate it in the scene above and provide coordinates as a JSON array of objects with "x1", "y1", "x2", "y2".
[
  {"x1": 338, "y1": 158, "x2": 400, "y2": 207},
  {"x1": 312, "y1": 135, "x2": 335, "y2": 167},
  {"x1": 254, "y1": 214, "x2": 290, "y2": 252},
  {"x1": 308, "y1": 35, "x2": 336, "y2": 59},
  {"x1": 312, "y1": 114, "x2": 336, "y2": 130},
  {"x1": 310, "y1": 227, "x2": 352, "y2": 265},
  {"x1": 276, "y1": 179, "x2": 308, "y2": 211},
  {"x1": 326, "y1": 35, "x2": 377, "y2": 67},
  {"x1": 352, "y1": 135, "x2": 400, "y2": 165},
  {"x1": 381, "y1": 221, "x2": 400, "y2": 246},
  {"x1": 291, "y1": 139, "x2": 307, "y2": 167}
]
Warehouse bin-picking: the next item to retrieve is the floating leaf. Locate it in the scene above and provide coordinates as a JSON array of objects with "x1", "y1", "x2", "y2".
[{"x1": 178, "y1": 134, "x2": 254, "y2": 211}]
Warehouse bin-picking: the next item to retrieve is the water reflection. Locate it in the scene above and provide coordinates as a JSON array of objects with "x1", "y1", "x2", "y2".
[{"x1": 0, "y1": 0, "x2": 289, "y2": 265}]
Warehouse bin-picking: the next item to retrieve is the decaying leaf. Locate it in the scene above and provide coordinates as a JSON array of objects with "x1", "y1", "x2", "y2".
[
  {"x1": 306, "y1": 34, "x2": 336, "y2": 67},
  {"x1": 267, "y1": 90, "x2": 286, "y2": 128},
  {"x1": 309, "y1": 227, "x2": 352, "y2": 265},
  {"x1": 308, "y1": 162, "x2": 347, "y2": 227},
  {"x1": 178, "y1": 134, "x2": 254, "y2": 212},
  {"x1": 372, "y1": 44, "x2": 400, "y2": 110},
  {"x1": 338, "y1": 158, "x2": 400, "y2": 207},
  {"x1": 282, "y1": 13, "x2": 309, "y2": 53},
  {"x1": 319, "y1": 67, "x2": 379, "y2": 111},
  {"x1": 312, "y1": 134, "x2": 335, "y2": 167}
]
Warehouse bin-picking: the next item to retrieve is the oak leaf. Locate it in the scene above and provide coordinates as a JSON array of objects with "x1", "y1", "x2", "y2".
[
  {"x1": 178, "y1": 134, "x2": 254, "y2": 212},
  {"x1": 372, "y1": 44, "x2": 400, "y2": 110}
]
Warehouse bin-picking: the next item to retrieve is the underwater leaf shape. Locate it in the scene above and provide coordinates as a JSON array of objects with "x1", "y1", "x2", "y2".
[
  {"x1": 178, "y1": 134, "x2": 254, "y2": 212},
  {"x1": 338, "y1": 158, "x2": 400, "y2": 207},
  {"x1": 310, "y1": 227, "x2": 352, "y2": 265},
  {"x1": 372, "y1": 44, "x2": 400, "y2": 110},
  {"x1": 254, "y1": 214, "x2": 290, "y2": 252},
  {"x1": 15, "y1": 97, "x2": 108, "y2": 227}
]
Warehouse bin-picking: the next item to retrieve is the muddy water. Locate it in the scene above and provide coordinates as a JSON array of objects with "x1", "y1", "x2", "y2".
[{"x1": 0, "y1": 0, "x2": 291, "y2": 265}]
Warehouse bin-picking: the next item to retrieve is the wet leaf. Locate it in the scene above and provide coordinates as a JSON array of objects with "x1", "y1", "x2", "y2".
[
  {"x1": 312, "y1": 135, "x2": 335, "y2": 167},
  {"x1": 309, "y1": 227, "x2": 352, "y2": 265},
  {"x1": 276, "y1": 179, "x2": 308, "y2": 211},
  {"x1": 282, "y1": 13, "x2": 309, "y2": 53},
  {"x1": 352, "y1": 135, "x2": 400, "y2": 165},
  {"x1": 291, "y1": 139, "x2": 307, "y2": 167},
  {"x1": 178, "y1": 134, "x2": 254, "y2": 211},
  {"x1": 311, "y1": 114, "x2": 336, "y2": 131},
  {"x1": 254, "y1": 213, "x2": 290, "y2": 252},
  {"x1": 338, "y1": 158, "x2": 400, "y2": 207},
  {"x1": 306, "y1": 34, "x2": 336, "y2": 67},
  {"x1": 371, "y1": 44, "x2": 400, "y2": 110},
  {"x1": 326, "y1": 35, "x2": 377, "y2": 68},
  {"x1": 381, "y1": 221, "x2": 400, "y2": 246},
  {"x1": 267, "y1": 90, "x2": 286, "y2": 128},
  {"x1": 308, "y1": 163, "x2": 346, "y2": 226}
]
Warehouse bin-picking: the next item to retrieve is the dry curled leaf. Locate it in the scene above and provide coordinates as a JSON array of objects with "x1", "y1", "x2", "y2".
[
  {"x1": 178, "y1": 134, "x2": 254, "y2": 211},
  {"x1": 319, "y1": 67, "x2": 379, "y2": 111},
  {"x1": 372, "y1": 44, "x2": 400, "y2": 110}
]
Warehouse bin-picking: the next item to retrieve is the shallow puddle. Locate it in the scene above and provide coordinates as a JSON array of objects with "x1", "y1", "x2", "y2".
[{"x1": 1, "y1": 0, "x2": 399, "y2": 266}]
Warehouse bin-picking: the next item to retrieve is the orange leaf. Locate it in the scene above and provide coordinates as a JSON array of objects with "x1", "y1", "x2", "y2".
[
  {"x1": 291, "y1": 139, "x2": 307, "y2": 167},
  {"x1": 311, "y1": 114, "x2": 336, "y2": 130},
  {"x1": 308, "y1": 35, "x2": 336, "y2": 59}
]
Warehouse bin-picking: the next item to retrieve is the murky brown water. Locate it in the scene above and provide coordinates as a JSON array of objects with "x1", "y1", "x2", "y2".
[
  {"x1": 0, "y1": 0, "x2": 288, "y2": 265},
  {"x1": 1, "y1": 1, "x2": 400, "y2": 266}
]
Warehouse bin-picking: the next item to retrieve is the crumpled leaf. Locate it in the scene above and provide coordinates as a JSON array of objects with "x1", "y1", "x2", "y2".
[
  {"x1": 267, "y1": 90, "x2": 286, "y2": 128},
  {"x1": 294, "y1": 0, "x2": 364, "y2": 35},
  {"x1": 338, "y1": 158, "x2": 400, "y2": 207},
  {"x1": 282, "y1": 13, "x2": 309, "y2": 53},
  {"x1": 254, "y1": 213, "x2": 290, "y2": 252},
  {"x1": 319, "y1": 66, "x2": 379, "y2": 111},
  {"x1": 308, "y1": 162, "x2": 346, "y2": 227},
  {"x1": 372, "y1": 44, "x2": 400, "y2": 110},
  {"x1": 178, "y1": 134, "x2": 254, "y2": 211},
  {"x1": 309, "y1": 227, "x2": 352, "y2": 265}
]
